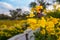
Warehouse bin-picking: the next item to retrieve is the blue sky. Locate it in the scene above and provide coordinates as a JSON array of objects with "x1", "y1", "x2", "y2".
[
  {"x1": 0, "y1": 0, "x2": 56, "y2": 15},
  {"x1": 0, "y1": 0, "x2": 35, "y2": 8}
]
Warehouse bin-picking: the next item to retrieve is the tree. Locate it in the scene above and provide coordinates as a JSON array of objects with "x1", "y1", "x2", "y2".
[
  {"x1": 9, "y1": 8, "x2": 22, "y2": 19},
  {"x1": 29, "y1": 2, "x2": 37, "y2": 8},
  {"x1": 9, "y1": 10, "x2": 17, "y2": 19},
  {"x1": 37, "y1": 0, "x2": 51, "y2": 9},
  {"x1": 0, "y1": 14, "x2": 11, "y2": 20}
]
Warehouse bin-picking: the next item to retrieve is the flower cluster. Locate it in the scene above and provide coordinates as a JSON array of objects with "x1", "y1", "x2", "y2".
[
  {"x1": 0, "y1": 20, "x2": 27, "y2": 40},
  {"x1": 26, "y1": 5, "x2": 43, "y2": 18},
  {"x1": 27, "y1": 16, "x2": 60, "y2": 40}
]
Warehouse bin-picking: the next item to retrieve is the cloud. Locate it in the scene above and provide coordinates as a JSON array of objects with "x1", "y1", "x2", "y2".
[
  {"x1": 22, "y1": 7, "x2": 30, "y2": 11},
  {"x1": 0, "y1": 2, "x2": 15, "y2": 15},
  {"x1": 0, "y1": 2, "x2": 14, "y2": 9}
]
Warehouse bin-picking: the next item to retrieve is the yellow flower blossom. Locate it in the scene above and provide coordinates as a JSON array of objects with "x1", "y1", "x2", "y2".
[
  {"x1": 27, "y1": 18, "x2": 37, "y2": 24},
  {"x1": 1, "y1": 25, "x2": 7, "y2": 29},
  {"x1": 35, "y1": 5, "x2": 43, "y2": 13},
  {"x1": 27, "y1": 18, "x2": 37, "y2": 30},
  {"x1": 40, "y1": 29, "x2": 45, "y2": 34},
  {"x1": 51, "y1": 18, "x2": 58, "y2": 24},
  {"x1": 56, "y1": 27, "x2": 60, "y2": 30},
  {"x1": 38, "y1": 17, "x2": 46, "y2": 28},
  {"x1": 50, "y1": 31, "x2": 55, "y2": 35},
  {"x1": 8, "y1": 26, "x2": 15, "y2": 31},
  {"x1": 31, "y1": 8, "x2": 35, "y2": 12},
  {"x1": 29, "y1": 24, "x2": 39, "y2": 30},
  {"x1": 29, "y1": 12, "x2": 35, "y2": 17},
  {"x1": 46, "y1": 27, "x2": 55, "y2": 34},
  {"x1": 36, "y1": 5, "x2": 43, "y2": 10},
  {"x1": 57, "y1": 37, "x2": 60, "y2": 40},
  {"x1": 46, "y1": 21, "x2": 54, "y2": 28},
  {"x1": 14, "y1": 24, "x2": 22, "y2": 29},
  {"x1": 30, "y1": 25, "x2": 36, "y2": 30}
]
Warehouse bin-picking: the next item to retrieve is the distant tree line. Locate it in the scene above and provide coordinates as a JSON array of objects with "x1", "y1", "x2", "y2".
[
  {"x1": 0, "y1": 8, "x2": 29, "y2": 20},
  {"x1": 0, "y1": 14, "x2": 11, "y2": 20}
]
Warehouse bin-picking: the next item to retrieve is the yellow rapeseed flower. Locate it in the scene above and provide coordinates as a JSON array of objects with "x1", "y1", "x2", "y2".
[
  {"x1": 38, "y1": 17, "x2": 46, "y2": 28},
  {"x1": 36, "y1": 5, "x2": 43, "y2": 10},
  {"x1": 1, "y1": 25, "x2": 7, "y2": 29},
  {"x1": 27, "y1": 18, "x2": 37, "y2": 30},
  {"x1": 50, "y1": 31, "x2": 55, "y2": 35},
  {"x1": 57, "y1": 37, "x2": 60, "y2": 40},
  {"x1": 8, "y1": 26, "x2": 15, "y2": 31},
  {"x1": 31, "y1": 8, "x2": 35, "y2": 12},
  {"x1": 56, "y1": 27, "x2": 60, "y2": 31},
  {"x1": 46, "y1": 21, "x2": 54, "y2": 28},
  {"x1": 14, "y1": 24, "x2": 22, "y2": 29},
  {"x1": 27, "y1": 18, "x2": 37, "y2": 24},
  {"x1": 30, "y1": 25, "x2": 36, "y2": 30},
  {"x1": 40, "y1": 29, "x2": 45, "y2": 34},
  {"x1": 29, "y1": 12, "x2": 35, "y2": 17},
  {"x1": 35, "y1": 5, "x2": 43, "y2": 13},
  {"x1": 29, "y1": 23, "x2": 39, "y2": 30},
  {"x1": 51, "y1": 18, "x2": 58, "y2": 24},
  {"x1": 46, "y1": 27, "x2": 55, "y2": 34}
]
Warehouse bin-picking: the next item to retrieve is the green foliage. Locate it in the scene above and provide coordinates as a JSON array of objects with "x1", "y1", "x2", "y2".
[
  {"x1": 46, "y1": 10, "x2": 60, "y2": 18},
  {"x1": 56, "y1": 0, "x2": 60, "y2": 3},
  {"x1": 38, "y1": 1, "x2": 46, "y2": 9},
  {"x1": 34, "y1": 29, "x2": 58, "y2": 40},
  {"x1": 9, "y1": 9, "x2": 22, "y2": 19},
  {"x1": 29, "y1": 2, "x2": 37, "y2": 8},
  {"x1": 34, "y1": 30, "x2": 47, "y2": 40}
]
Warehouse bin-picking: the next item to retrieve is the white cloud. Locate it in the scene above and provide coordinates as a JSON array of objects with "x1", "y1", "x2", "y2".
[
  {"x1": 0, "y1": 2, "x2": 14, "y2": 9},
  {"x1": 16, "y1": 6, "x2": 30, "y2": 11},
  {"x1": 0, "y1": 9, "x2": 10, "y2": 16},
  {"x1": 22, "y1": 7, "x2": 30, "y2": 11},
  {"x1": 3, "y1": 12, "x2": 11, "y2": 16},
  {"x1": 0, "y1": 2, "x2": 15, "y2": 15}
]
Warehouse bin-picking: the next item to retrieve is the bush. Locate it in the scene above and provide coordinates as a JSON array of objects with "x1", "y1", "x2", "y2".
[{"x1": 46, "y1": 10, "x2": 60, "y2": 18}]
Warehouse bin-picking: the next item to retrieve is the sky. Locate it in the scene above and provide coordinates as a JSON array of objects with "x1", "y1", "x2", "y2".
[
  {"x1": 0, "y1": 0, "x2": 56, "y2": 15},
  {"x1": 0, "y1": 0, "x2": 35, "y2": 15}
]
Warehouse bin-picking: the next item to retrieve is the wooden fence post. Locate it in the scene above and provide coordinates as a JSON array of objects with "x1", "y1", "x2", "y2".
[{"x1": 25, "y1": 33, "x2": 28, "y2": 40}]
